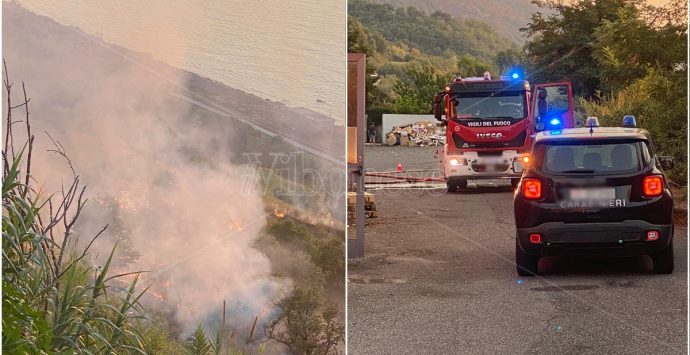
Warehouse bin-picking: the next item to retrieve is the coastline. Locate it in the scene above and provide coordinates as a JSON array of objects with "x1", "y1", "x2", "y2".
[{"x1": 4, "y1": 2, "x2": 344, "y2": 163}]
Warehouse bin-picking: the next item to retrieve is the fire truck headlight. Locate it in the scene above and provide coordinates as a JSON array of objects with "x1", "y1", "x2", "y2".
[{"x1": 450, "y1": 158, "x2": 459, "y2": 166}]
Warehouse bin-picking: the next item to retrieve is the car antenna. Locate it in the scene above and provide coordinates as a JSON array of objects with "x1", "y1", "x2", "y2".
[{"x1": 585, "y1": 117, "x2": 599, "y2": 135}]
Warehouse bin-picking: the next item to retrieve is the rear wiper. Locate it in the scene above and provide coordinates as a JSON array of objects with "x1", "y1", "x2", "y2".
[{"x1": 560, "y1": 169, "x2": 595, "y2": 174}]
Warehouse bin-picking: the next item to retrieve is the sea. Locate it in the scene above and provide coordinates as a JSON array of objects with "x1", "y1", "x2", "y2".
[{"x1": 17, "y1": 0, "x2": 346, "y2": 122}]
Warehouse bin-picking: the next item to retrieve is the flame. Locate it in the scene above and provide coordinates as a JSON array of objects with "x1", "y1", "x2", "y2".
[
  {"x1": 273, "y1": 208, "x2": 286, "y2": 219},
  {"x1": 149, "y1": 291, "x2": 165, "y2": 302}
]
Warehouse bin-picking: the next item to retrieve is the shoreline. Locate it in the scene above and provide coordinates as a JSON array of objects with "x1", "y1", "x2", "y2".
[{"x1": 5, "y1": 2, "x2": 344, "y2": 161}]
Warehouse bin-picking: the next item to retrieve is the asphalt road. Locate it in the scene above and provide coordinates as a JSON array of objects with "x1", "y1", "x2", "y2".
[
  {"x1": 170, "y1": 92, "x2": 343, "y2": 165},
  {"x1": 348, "y1": 147, "x2": 688, "y2": 354}
]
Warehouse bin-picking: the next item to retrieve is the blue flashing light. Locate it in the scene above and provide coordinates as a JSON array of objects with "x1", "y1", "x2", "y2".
[
  {"x1": 550, "y1": 118, "x2": 561, "y2": 126},
  {"x1": 622, "y1": 115, "x2": 637, "y2": 128},
  {"x1": 550, "y1": 130, "x2": 562, "y2": 135},
  {"x1": 586, "y1": 116, "x2": 600, "y2": 127},
  {"x1": 504, "y1": 68, "x2": 523, "y2": 81}
]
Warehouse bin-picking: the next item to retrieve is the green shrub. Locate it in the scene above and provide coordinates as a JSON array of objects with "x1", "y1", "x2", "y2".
[
  {"x1": 2, "y1": 151, "x2": 150, "y2": 353},
  {"x1": 267, "y1": 219, "x2": 345, "y2": 283},
  {"x1": 578, "y1": 68, "x2": 687, "y2": 185},
  {"x1": 267, "y1": 286, "x2": 343, "y2": 355}
]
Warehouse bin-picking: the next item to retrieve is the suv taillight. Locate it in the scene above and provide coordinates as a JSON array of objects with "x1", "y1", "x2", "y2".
[
  {"x1": 643, "y1": 175, "x2": 664, "y2": 197},
  {"x1": 522, "y1": 178, "x2": 542, "y2": 199}
]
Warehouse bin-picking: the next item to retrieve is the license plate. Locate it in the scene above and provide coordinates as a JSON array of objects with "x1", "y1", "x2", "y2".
[{"x1": 569, "y1": 188, "x2": 615, "y2": 200}]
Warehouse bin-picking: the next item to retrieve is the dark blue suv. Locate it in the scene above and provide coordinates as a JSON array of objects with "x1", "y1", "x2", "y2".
[{"x1": 514, "y1": 125, "x2": 675, "y2": 276}]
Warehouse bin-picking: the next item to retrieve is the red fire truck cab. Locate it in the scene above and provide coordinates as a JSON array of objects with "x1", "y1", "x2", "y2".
[{"x1": 433, "y1": 74, "x2": 574, "y2": 192}]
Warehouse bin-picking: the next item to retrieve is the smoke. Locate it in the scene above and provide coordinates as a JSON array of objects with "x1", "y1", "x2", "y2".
[{"x1": 3, "y1": 2, "x2": 295, "y2": 335}]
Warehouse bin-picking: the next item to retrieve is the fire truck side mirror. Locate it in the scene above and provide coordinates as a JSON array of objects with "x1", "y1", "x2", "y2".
[{"x1": 433, "y1": 93, "x2": 444, "y2": 122}]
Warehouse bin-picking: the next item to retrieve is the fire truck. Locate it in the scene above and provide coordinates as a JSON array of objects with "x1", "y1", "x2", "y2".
[{"x1": 433, "y1": 72, "x2": 574, "y2": 192}]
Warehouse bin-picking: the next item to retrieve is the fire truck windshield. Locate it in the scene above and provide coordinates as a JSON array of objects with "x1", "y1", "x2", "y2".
[{"x1": 452, "y1": 91, "x2": 527, "y2": 120}]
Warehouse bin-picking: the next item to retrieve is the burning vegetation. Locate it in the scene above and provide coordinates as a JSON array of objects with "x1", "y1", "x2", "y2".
[{"x1": 2, "y1": 3, "x2": 345, "y2": 353}]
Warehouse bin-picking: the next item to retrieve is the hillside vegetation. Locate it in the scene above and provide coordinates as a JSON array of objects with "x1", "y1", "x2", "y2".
[
  {"x1": 349, "y1": 0, "x2": 515, "y2": 60},
  {"x1": 524, "y1": 0, "x2": 687, "y2": 184},
  {"x1": 348, "y1": 0, "x2": 522, "y2": 117},
  {"x1": 370, "y1": 0, "x2": 541, "y2": 43},
  {"x1": 2, "y1": 74, "x2": 344, "y2": 355},
  {"x1": 3, "y1": 3, "x2": 344, "y2": 353}
]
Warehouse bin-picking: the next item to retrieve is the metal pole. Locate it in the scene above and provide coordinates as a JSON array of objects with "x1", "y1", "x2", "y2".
[{"x1": 347, "y1": 53, "x2": 366, "y2": 258}]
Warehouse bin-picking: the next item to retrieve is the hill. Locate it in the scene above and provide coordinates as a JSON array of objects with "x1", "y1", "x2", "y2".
[
  {"x1": 369, "y1": 0, "x2": 543, "y2": 43},
  {"x1": 349, "y1": 0, "x2": 515, "y2": 61},
  {"x1": 4, "y1": 3, "x2": 345, "y2": 352},
  {"x1": 349, "y1": 1, "x2": 526, "y2": 119}
]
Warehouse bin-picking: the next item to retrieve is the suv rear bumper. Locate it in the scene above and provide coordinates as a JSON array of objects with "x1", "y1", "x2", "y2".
[{"x1": 517, "y1": 220, "x2": 672, "y2": 256}]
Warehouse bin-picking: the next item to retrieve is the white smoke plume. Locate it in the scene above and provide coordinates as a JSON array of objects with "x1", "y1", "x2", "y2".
[{"x1": 3, "y1": 2, "x2": 299, "y2": 335}]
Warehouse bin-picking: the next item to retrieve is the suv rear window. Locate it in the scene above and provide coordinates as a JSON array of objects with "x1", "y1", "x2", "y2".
[{"x1": 536, "y1": 141, "x2": 649, "y2": 174}]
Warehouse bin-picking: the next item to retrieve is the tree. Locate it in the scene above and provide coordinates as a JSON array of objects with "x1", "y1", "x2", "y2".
[
  {"x1": 348, "y1": 16, "x2": 388, "y2": 116},
  {"x1": 522, "y1": 0, "x2": 635, "y2": 97},
  {"x1": 569, "y1": 0, "x2": 688, "y2": 184},
  {"x1": 592, "y1": 2, "x2": 687, "y2": 92},
  {"x1": 267, "y1": 287, "x2": 343, "y2": 355},
  {"x1": 457, "y1": 54, "x2": 497, "y2": 78},
  {"x1": 347, "y1": 16, "x2": 375, "y2": 58},
  {"x1": 495, "y1": 48, "x2": 527, "y2": 74},
  {"x1": 393, "y1": 63, "x2": 449, "y2": 114},
  {"x1": 578, "y1": 69, "x2": 687, "y2": 184}
]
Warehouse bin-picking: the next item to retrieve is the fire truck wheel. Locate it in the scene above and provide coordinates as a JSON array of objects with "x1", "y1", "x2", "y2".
[
  {"x1": 447, "y1": 178, "x2": 467, "y2": 192},
  {"x1": 511, "y1": 178, "x2": 520, "y2": 189},
  {"x1": 516, "y1": 239, "x2": 539, "y2": 276},
  {"x1": 652, "y1": 239, "x2": 674, "y2": 274}
]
